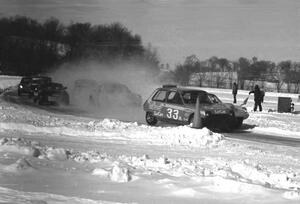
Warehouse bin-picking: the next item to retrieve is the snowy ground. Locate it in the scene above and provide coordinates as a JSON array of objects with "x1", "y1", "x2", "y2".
[{"x1": 0, "y1": 76, "x2": 300, "y2": 203}]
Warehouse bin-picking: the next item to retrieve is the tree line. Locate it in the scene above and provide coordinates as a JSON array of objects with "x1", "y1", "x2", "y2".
[
  {"x1": 0, "y1": 16, "x2": 160, "y2": 76},
  {"x1": 168, "y1": 55, "x2": 300, "y2": 93}
]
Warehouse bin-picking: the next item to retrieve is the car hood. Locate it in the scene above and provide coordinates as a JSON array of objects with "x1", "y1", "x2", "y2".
[
  {"x1": 185, "y1": 103, "x2": 232, "y2": 114},
  {"x1": 223, "y1": 103, "x2": 249, "y2": 119}
]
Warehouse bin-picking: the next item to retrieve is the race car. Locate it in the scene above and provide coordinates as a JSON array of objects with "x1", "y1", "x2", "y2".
[
  {"x1": 18, "y1": 76, "x2": 52, "y2": 97},
  {"x1": 143, "y1": 85, "x2": 249, "y2": 131}
]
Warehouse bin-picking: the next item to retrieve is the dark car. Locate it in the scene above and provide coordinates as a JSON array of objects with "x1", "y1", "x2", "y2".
[
  {"x1": 18, "y1": 76, "x2": 69, "y2": 105},
  {"x1": 18, "y1": 76, "x2": 52, "y2": 97},
  {"x1": 143, "y1": 85, "x2": 249, "y2": 131}
]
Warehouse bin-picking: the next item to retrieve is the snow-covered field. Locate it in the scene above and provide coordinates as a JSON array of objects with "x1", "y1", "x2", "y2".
[{"x1": 0, "y1": 76, "x2": 300, "y2": 203}]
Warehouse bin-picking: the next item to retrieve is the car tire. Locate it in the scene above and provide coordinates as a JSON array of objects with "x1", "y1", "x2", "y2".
[
  {"x1": 219, "y1": 117, "x2": 233, "y2": 132},
  {"x1": 146, "y1": 112, "x2": 158, "y2": 126},
  {"x1": 234, "y1": 118, "x2": 243, "y2": 129},
  {"x1": 57, "y1": 91, "x2": 70, "y2": 105},
  {"x1": 188, "y1": 114, "x2": 204, "y2": 128}
]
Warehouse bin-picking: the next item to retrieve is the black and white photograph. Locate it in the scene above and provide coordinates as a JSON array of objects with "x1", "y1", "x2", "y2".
[{"x1": 0, "y1": 0, "x2": 300, "y2": 203}]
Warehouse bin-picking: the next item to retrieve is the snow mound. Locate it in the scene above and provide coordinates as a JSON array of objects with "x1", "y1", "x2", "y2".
[
  {"x1": 46, "y1": 148, "x2": 68, "y2": 161},
  {"x1": 98, "y1": 118, "x2": 138, "y2": 130},
  {"x1": 4, "y1": 158, "x2": 34, "y2": 173},
  {"x1": 0, "y1": 137, "x2": 41, "y2": 157},
  {"x1": 92, "y1": 168, "x2": 110, "y2": 177},
  {"x1": 109, "y1": 162, "x2": 132, "y2": 183},
  {"x1": 146, "y1": 126, "x2": 224, "y2": 147},
  {"x1": 0, "y1": 118, "x2": 224, "y2": 148},
  {"x1": 95, "y1": 119, "x2": 224, "y2": 147}
]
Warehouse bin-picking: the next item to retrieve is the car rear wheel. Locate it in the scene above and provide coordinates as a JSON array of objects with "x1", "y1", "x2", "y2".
[
  {"x1": 57, "y1": 91, "x2": 70, "y2": 105},
  {"x1": 146, "y1": 112, "x2": 158, "y2": 126}
]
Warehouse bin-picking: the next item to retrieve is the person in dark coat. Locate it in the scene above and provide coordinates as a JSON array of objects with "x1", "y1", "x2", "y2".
[
  {"x1": 232, "y1": 82, "x2": 238, "y2": 103},
  {"x1": 249, "y1": 85, "x2": 263, "y2": 111}
]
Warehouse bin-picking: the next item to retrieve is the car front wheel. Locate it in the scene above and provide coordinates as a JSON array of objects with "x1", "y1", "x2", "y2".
[
  {"x1": 146, "y1": 112, "x2": 158, "y2": 126},
  {"x1": 234, "y1": 118, "x2": 243, "y2": 129}
]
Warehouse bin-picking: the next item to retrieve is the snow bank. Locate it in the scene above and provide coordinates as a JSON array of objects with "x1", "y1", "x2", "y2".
[{"x1": 0, "y1": 75, "x2": 21, "y2": 90}]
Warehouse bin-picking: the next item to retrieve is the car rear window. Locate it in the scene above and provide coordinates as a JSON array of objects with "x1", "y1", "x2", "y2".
[{"x1": 152, "y1": 90, "x2": 167, "y2": 102}]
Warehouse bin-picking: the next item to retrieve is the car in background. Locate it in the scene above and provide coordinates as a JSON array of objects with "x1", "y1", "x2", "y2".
[
  {"x1": 18, "y1": 76, "x2": 52, "y2": 96},
  {"x1": 143, "y1": 85, "x2": 249, "y2": 131},
  {"x1": 18, "y1": 76, "x2": 69, "y2": 105},
  {"x1": 72, "y1": 79, "x2": 142, "y2": 108}
]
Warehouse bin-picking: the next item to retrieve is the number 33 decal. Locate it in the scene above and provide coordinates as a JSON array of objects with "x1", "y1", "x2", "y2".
[{"x1": 166, "y1": 108, "x2": 179, "y2": 120}]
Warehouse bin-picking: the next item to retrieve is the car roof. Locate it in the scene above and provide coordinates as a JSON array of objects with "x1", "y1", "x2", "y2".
[
  {"x1": 31, "y1": 76, "x2": 51, "y2": 80},
  {"x1": 21, "y1": 76, "x2": 51, "y2": 79},
  {"x1": 159, "y1": 85, "x2": 207, "y2": 93}
]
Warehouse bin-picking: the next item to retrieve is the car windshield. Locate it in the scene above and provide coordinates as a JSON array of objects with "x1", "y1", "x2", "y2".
[
  {"x1": 207, "y1": 94, "x2": 222, "y2": 104},
  {"x1": 181, "y1": 91, "x2": 223, "y2": 105},
  {"x1": 32, "y1": 78, "x2": 51, "y2": 84}
]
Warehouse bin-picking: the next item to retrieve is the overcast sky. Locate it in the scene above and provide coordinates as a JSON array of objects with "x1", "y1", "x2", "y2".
[{"x1": 0, "y1": 0, "x2": 299, "y2": 66}]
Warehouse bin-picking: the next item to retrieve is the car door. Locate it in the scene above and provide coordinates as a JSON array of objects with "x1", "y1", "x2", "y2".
[
  {"x1": 163, "y1": 91, "x2": 186, "y2": 123},
  {"x1": 150, "y1": 89, "x2": 168, "y2": 119}
]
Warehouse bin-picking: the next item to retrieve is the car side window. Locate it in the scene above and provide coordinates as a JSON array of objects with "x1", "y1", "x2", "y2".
[
  {"x1": 167, "y1": 91, "x2": 183, "y2": 105},
  {"x1": 199, "y1": 92, "x2": 210, "y2": 104},
  {"x1": 208, "y1": 94, "x2": 221, "y2": 104},
  {"x1": 152, "y1": 90, "x2": 167, "y2": 102}
]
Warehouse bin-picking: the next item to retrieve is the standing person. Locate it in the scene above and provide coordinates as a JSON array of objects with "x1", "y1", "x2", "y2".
[
  {"x1": 232, "y1": 82, "x2": 238, "y2": 103},
  {"x1": 249, "y1": 84, "x2": 263, "y2": 111}
]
